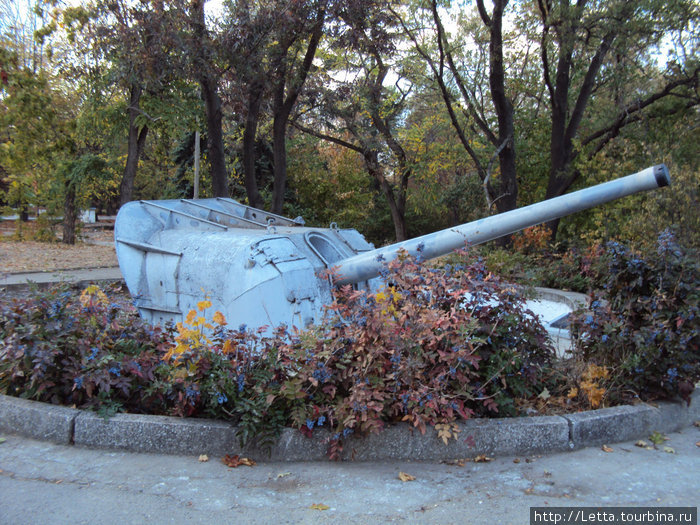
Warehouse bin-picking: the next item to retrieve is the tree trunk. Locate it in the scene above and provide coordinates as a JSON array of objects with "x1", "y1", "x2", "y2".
[
  {"x1": 201, "y1": 75, "x2": 229, "y2": 198},
  {"x1": 543, "y1": 158, "x2": 578, "y2": 242},
  {"x1": 62, "y1": 180, "x2": 77, "y2": 245},
  {"x1": 271, "y1": 102, "x2": 288, "y2": 214},
  {"x1": 363, "y1": 151, "x2": 407, "y2": 241},
  {"x1": 486, "y1": 0, "x2": 518, "y2": 215},
  {"x1": 190, "y1": 0, "x2": 228, "y2": 198},
  {"x1": 270, "y1": 10, "x2": 326, "y2": 214},
  {"x1": 243, "y1": 79, "x2": 265, "y2": 209},
  {"x1": 119, "y1": 84, "x2": 149, "y2": 206}
]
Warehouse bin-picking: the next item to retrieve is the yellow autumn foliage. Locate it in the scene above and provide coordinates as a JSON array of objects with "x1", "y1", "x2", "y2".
[{"x1": 579, "y1": 364, "x2": 609, "y2": 409}]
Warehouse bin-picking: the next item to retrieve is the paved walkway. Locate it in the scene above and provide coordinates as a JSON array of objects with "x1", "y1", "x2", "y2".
[
  {"x1": 0, "y1": 267, "x2": 123, "y2": 287},
  {"x1": 1, "y1": 430, "x2": 698, "y2": 524}
]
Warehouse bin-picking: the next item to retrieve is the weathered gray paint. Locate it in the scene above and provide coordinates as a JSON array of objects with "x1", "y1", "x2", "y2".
[{"x1": 115, "y1": 165, "x2": 670, "y2": 332}]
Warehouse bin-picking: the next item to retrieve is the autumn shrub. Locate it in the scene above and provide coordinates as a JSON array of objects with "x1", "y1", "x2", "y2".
[
  {"x1": 1, "y1": 253, "x2": 557, "y2": 456},
  {"x1": 270, "y1": 251, "x2": 556, "y2": 455},
  {"x1": 569, "y1": 230, "x2": 700, "y2": 404},
  {"x1": 155, "y1": 301, "x2": 294, "y2": 449},
  {"x1": 0, "y1": 285, "x2": 173, "y2": 416},
  {"x1": 512, "y1": 225, "x2": 550, "y2": 255},
  {"x1": 478, "y1": 241, "x2": 609, "y2": 293},
  {"x1": 534, "y1": 243, "x2": 610, "y2": 293}
]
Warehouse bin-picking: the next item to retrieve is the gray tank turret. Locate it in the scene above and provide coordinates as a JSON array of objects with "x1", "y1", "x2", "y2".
[{"x1": 115, "y1": 165, "x2": 670, "y2": 331}]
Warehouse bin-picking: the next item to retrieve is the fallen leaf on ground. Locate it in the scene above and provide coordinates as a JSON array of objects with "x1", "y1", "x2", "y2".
[
  {"x1": 0, "y1": 438, "x2": 6, "y2": 444},
  {"x1": 693, "y1": 420, "x2": 699, "y2": 428},
  {"x1": 695, "y1": 441, "x2": 700, "y2": 447},
  {"x1": 198, "y1": 454, "x2": 209, "y2": 462},
  {"x1": 513, "y1": 458, "x2": 521, "y2": 464},
  {"x1": 398, "y1": 471, "x2": 416, "y2": 482},
  {"x1": 663, "y1": 446, "x2": 675, "y2": 454},
  {"x1": 276, "y1": 472, "x2": 291, "y2": 479},
  {"x1": 474, "y1": 454, "x2": 494, "y2": 462},
  {"x1": 538, "y1": 388, "x2": 551, "y2": 400},
  {"x1": 635, "y1": 440, "x2": 648, "y2": 447},
  {"x1": 309, "y1": 503, "x2": 329, "y2": 511},
  {"x1": 525, "y1": 487, "x2": 535, "y2": 495},
  {"x1": 601, "y1": 445, "x2": 613, "y2": 453},
  {"x1": 222, "y1": 454, "x2": 256, "y2": 468}
]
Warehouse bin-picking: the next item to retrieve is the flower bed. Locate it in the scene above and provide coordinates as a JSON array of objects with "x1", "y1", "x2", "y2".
[{"x1": 2, "y1": 232, "x2": 698, "y2": 458}]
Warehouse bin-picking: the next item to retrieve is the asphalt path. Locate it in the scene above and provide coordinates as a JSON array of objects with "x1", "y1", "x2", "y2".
[{"x1": 1, "y1": 427, "x2": 698, "y2": 525}]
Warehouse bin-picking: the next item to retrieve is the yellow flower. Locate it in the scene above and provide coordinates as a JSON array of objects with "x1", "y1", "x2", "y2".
[
  {"x1": 79, "y1": 285, "x2": 108, "y2": 309},
  {"x1": 197, "y1": 300, "x2": 212, "y2": 312}
]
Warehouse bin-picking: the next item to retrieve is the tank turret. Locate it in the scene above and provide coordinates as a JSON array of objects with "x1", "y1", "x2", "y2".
[{"x1": 115, "y1": 165, "x2": 670, "y2": 331}]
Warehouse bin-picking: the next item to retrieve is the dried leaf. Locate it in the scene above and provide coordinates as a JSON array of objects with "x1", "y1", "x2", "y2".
[
  {"x1": 198, "y1": 454, "x2": 209, "y2": 462},
  {"x1": 693, "y1": 420, "x2": 700, "y2": 428},
  {"x1": 695, "y1": 441, "x2": 700, "y2": 448},
  {"x1": 222, "y1": 454, "x2": 256, "y2": 468},
  {"x1": 398, "y1": 471, "x2": 416, "y2": 482},
  {"x1": 635, "y1": 440, "x2": 648, "y2": 448},
  {"x1": 435, "y1": 422, "x2": 460, "y2": 445},
  {"x1": 474, "y1": 454, "x2": 494, "y2": 463},
  {"x1": 309, "y1": 503, "x2": 330, "y2": 511},
  {"x1": 513, "y1": 458, "x2": 521, "y2": 464},
  {"x1": 601, "y1": 445, "x2": 613, "y2": 453},
  {"x1": 276, "y1": 472, "x2": 291, "y2": 479},
  {"x1": 663, "y1": 446, "x2": 675, "y2": 454},
  {"x1": 538, "y1": 387, "x2": 551, "y2": 400}
]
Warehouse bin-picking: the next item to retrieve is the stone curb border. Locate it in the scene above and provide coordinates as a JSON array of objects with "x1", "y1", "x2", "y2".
[{"x1": 1, "y1": 393, "x2": 697, "y2": 461}]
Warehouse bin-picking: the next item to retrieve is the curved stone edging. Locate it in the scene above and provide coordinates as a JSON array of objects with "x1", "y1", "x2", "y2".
[
  {"x1": 1, "y1": 392, "x2": 697, "y2": 461},
  {"x1": 533, "y1": 287, "x2": 589, "y2": 311}
]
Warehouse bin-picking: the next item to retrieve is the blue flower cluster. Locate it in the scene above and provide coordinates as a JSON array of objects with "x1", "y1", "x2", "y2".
[{"x1": 305, "y1": 415, "x2": 326, "y2": 430}]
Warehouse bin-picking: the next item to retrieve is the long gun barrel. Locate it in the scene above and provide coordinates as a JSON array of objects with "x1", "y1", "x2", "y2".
[
  {"x1": 115, "y1": 164, "x2": 670, "y2": 332},
  {"x1": 333, "y1": 164, "x2": 670, "y2": 286}
]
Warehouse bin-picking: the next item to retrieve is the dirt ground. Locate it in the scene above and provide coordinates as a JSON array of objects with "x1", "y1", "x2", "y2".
[{"x1": 0, "y1": 229, "x2": 117, "y2": 274}]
